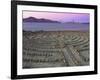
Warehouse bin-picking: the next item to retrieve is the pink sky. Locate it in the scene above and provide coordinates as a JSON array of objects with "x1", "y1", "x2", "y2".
[{"x1": 23, "y1": 11, "x2": 89, "y2": 23}]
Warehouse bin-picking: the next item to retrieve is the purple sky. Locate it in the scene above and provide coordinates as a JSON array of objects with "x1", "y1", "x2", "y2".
[{"x1": 23, "y1": 11, "x2": 90, "y2": 23}]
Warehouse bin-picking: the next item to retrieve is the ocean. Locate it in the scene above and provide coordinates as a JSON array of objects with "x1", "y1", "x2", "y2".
[{"x1": 23, "y1": 22, "x2": 89, "y2": 31}]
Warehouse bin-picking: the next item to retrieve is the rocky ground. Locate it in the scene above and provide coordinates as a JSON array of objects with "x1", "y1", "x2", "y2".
[{"x1": 23, "y1": 31, "x2": 89, "y2": 68}]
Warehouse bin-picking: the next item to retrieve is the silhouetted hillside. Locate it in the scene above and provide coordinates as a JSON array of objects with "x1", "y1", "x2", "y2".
[{"x1": 23, "y1": 17, "x2": 60, "y2": 23}]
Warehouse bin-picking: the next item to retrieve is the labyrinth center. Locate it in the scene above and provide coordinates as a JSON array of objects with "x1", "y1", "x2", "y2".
[{"x1": 23, "y1": 31, "x2": 89, "y2": 68}]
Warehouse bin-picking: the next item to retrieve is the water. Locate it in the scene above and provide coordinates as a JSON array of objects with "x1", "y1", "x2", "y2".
[{"x1": 23, "y1": 22, "x2": 89, "y2": 31}]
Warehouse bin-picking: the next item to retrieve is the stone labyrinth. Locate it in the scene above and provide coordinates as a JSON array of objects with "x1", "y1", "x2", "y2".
[{"x1": 23, "y1": 31, "x2": 89, "y2": 68}]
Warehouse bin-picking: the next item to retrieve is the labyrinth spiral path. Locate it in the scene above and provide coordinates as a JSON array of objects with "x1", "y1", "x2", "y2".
[{"x1": 23, "y1": 31, "x2": 89, "y2": 68}]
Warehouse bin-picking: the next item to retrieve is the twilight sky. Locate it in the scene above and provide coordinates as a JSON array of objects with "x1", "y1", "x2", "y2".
[{"x1": 23, "y1": 11, "x2": 90, "y2": 23}]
